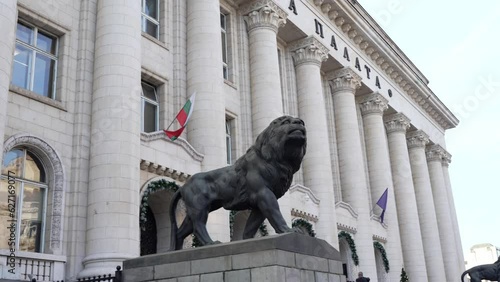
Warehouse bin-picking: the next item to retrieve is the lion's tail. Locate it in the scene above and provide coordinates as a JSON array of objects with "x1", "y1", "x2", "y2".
[
  {"x1": 461, "y1": 270, "x2": 468, "y2": 282},
  {"x1": 169, "y1": 189, "x2": 182, "y2": 251}
]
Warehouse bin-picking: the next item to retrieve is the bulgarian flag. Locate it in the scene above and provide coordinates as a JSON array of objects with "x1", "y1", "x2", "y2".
[{"x1": 164, "y1": 93, "x2": 196, "y2": 140}]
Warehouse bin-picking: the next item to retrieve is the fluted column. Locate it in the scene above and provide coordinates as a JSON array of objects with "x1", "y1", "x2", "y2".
[
  {"x1": 0, "y1": 0, "x2": 17, "y2": 156},
  {"x1": 186, "y1": 0, "x2": 229, "y2": 242},
  {"x1": 442, "y1": 152, "x2": 465, "y2": 273},
  {"x1": 426, "y1": 144, "x2": 460, "y2": 281},
  {"x1": 384, "y1": 114, "x2": 428, "y2": 282},
  {"x1": 407, "y1": 131, "x2": 446, "y2": 281},
  {"x1": 81, "y1": 0, "x2": 142, "y2": 277},
  {"x1": 290, "y1": 36, "x2": 338, "y2": 247},
  {"x1": 359, "y1": 95, "x2": 404, "y2": 282},
  {"x1": 242, "y1": 0, "x2": 287, "y2": 136},
  {"x1": 328, "y1": 68, "x2": 376, "y2": 278}
]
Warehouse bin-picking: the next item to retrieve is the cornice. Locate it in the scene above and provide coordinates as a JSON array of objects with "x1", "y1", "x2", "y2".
[
  {"x1": 426, "y1": 144, "x2": 445, "y2": 162},
  {"x1": 140, "y1": 159, "x2": 190, "y2": 182},
  {"x1": 373, "y1": 234, "x2": 387, "y2": 244},
  {"x1": 291, "y1": 208, "x2": 319, "y2": 222},
  {"x1": 326, "y1": 67, "x2": 362, "y2": 93},
  {"x1": 358, "y1": 92, "x2": 388, "y2": 116},
  {"x1": 289, "y1": 35, "x2": 329, "y2": 67},
  {"x1": 337, "y1": 223, "x2": 357, "y2": 234},
  {"x1": 140, "y1": 132, "x2": 204, "y2": 162},
  {"x1": 383, "y1": 113, "x2": 411, "y2": 134},
  {"x1": 241, "y1": 0, "x2": 287, "y2": 33},
  {"x1": 406, "y1": 130, "x2": 430, "y2": 149},
  {"x1": 308, "y1": 0, "x2": 459, "y2": 130}
]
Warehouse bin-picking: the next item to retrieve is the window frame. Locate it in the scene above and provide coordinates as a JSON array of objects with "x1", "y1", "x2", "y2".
[
  {"x1": 13, "y1": 20, "x2": 59, "y2": 99},
  {"x1": 225, "y1": 119, "x2": 232, "y2": 165},
  {"x1": 141, "y1": 81, "x2": 160, "y2": 133},
  {"x1": 220, "y1": 13, "x2": 229, "y2": 80},
  {"x1": 1, "y1": 149, "x2": 48, "y2": 253},
  {"x1": 141, "y1": 0, "x2": 160, "y2": 39}
]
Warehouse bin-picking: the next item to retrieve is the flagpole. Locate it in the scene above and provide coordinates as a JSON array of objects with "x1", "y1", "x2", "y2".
[{"x1": 164, "y1": 114, "x2": 178, "y2": 132}]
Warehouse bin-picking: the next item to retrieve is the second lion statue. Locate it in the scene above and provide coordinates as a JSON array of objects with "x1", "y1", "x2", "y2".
[{"x1": 169, "y1": 115, "x2": 307, "y2": 250}]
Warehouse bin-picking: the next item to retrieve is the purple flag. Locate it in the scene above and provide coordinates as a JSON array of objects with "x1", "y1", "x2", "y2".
[{"x1": 376, "y1": 188, "x2": 389, "y2": 223}]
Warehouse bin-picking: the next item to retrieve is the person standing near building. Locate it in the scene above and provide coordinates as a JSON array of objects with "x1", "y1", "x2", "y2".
[{"x1": 356, "y1": 272, "x2": 370, "y2": 282}]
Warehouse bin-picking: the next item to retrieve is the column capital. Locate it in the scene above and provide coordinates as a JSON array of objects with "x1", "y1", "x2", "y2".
[
  {"x1": 441, "y1": 151, "x2": 452, "y2": 167},
  {"x1": 290, "y1": 35, "x2": 329, "y2": 67},
  {"x1": 327, "y1": 67, "x2": 362, "y2": 93},
  {"x1": 384, "y1": 113, "x2": 410, "y2": 133},
  {"x1": 406, "y1": 130, "x2": 430, "y2": 148},
  {"x1": 242, "y1": 0, "x2": 287, "y2": 33},
  {"x1": 426, "y1": 144, "x2": 445, "y2": 162},
  {"x1": 358, "y1": 92, "x2": 388, "y2": 116}
]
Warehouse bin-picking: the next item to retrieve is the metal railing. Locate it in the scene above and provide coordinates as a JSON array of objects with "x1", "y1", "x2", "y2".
[{"x1": 76, "y1": 266, "x2": 122, "y2": 282}]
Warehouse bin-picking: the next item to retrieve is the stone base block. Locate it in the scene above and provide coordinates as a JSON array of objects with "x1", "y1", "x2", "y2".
[{"x1": 123, "y1": 233, "x2": 346, "y2": 282}]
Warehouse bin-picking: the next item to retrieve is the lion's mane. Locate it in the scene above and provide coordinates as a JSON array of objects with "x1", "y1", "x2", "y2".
[{"x1": 230, "y1": 116, "x2": 307, "y2": 202}]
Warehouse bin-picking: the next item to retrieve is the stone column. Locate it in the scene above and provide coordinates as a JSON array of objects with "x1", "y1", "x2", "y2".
[
  {"x1": 406, "y1": 131, "x2": 447, "y2": 281},
  {"x1": 359, "y1": 95, "x2": 404, "y2": 282},
  {"x1": 80, "y1": 0, "x2": 142, "y2": 277},
  {"x1": 186, "y1": 0, "x2": 229, "y2": 242},
  {"x1": 442, "y1": 152, "x2": 465, "y2": 273},
  {"x1": 384, "y1": 114, "x2": 428, "y2": 282},
  {"x1": 242, "y1": 0, "x2": 287, "y2": 136},
  {"x1": 327, "y1": 68, "x2": 376, "y2": 277},
  {"x1": 0, "y1": 0, "x2": 17, "y2": 156},
  {"x1": 426, "y1": 144, "x2": 460, "y2": 281},
  {"x1": 290, "y1": 36, "x2": 338, "y2": 247}
]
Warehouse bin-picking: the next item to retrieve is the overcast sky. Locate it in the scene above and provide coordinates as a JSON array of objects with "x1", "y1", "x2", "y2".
[{"x1": 357, "y1": 0, "x2": 500, "y2": 257}]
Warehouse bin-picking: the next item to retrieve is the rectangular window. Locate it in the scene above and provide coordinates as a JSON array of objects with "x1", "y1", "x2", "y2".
[
  {"x1": 12, "y1": 22, "x2": 58, "y2": 98},
  {"x1": 141, "y1": 82, "x2": 159, "y2": 133},
  {"x1": 142, "y1": 0, "x2": 160, "y2": 39},
  {"x1": 226, "y1": 118, "x2": 232, "y2": 165},
  {"x1": 221, "y1": 13, "x2": 228, "y2": 80}
]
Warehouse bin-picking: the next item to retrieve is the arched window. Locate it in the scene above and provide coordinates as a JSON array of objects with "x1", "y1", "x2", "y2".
[
  {"x1": 1, "y1": 149, "x2": 48, "y2": 253},
  {"x1": 141, "y1": 81, "x2": 159, "y2": 133}
]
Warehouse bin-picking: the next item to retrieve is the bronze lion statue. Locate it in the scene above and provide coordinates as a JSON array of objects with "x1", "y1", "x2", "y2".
[
  {"x1": 169, "y1": 115, "x2": 307, "y2": 250},
  {"x1": 461, "y1": 256, "x2": 500, "y2": 282}
]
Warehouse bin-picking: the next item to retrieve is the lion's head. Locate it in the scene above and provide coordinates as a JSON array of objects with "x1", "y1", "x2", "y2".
[{"x1": 254, "y1": 116, "x2": 307, "y2": 172}]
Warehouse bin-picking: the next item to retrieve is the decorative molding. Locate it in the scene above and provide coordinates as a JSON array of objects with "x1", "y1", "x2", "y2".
[
  {"x1": 326, "y1": 67, "x2": 362, "y2": 93},
  {"x1": 140, "y1": 159, "x2": 190, "y2": 182},
  {"x1": 372, "y1": 234, "x2": 387, "y2": 243},
  {"x1": 140, "y1": 132, "x2": 204, "y2": 162},
  {"x1": 335, "y1": 201, "x2": 358, "y2": 219},
  {"x1": 337, "y1": 223, "x2": 357, "y2": 234},
  {"x1": 406, "y1": 130, "x2": 430, "y2": 149},
  {"x1": 241, "y1": 0, "x2": 287, "y2": 33},
  {"x1": 309, "y1": 0, "x2": 458, "y2": 130},
  {"x1": 384, "y1": 113, "x2": 411, "y2": 134},
  {"x1": 289, "y1": 183, "x2": 321, "y2": 204},
  {"x1": 358, "y1": 92, "x2": 388, "y2": 116},
  {"x1": 291, "y1": 208, "x2": 319, "y2": 222},
  {"x1": 3, "y1": 133, "x2": 65, "y2": 254},
  {"x1": 426, "y1": 144, "x2": 445, "y2": 162},
  {"x1": 289, "y1": 36, "x2": 329, "y2": 67}
]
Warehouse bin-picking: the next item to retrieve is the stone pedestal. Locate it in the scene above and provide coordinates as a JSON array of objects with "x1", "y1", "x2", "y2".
[{"x1": 123, "y1": 233, "x2": 346, "y2": 282}]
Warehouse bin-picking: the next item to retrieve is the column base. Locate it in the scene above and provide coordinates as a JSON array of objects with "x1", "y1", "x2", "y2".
[{"x1": 78, "y1": 253, "x2": 136, "y2": 279}]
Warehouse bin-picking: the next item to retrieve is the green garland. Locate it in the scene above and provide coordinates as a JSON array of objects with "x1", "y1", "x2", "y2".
[
  {"x1": 338, "y1": 231, "x2": 359, "y2": 266},
  {"x1": 140, "y1": 179, "x2": 179, "y2": 231},
  {"x1": 292, "y1": 218, "x2": 316, "y2": 237},
  {"x1": 374, "y1": 241, "x2": 390, "y2": 273},
  {"x1": 400, "y1": 268, "x2": 409, "y2": 282}
]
